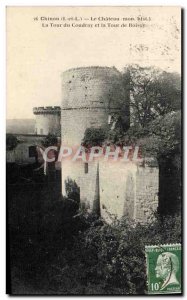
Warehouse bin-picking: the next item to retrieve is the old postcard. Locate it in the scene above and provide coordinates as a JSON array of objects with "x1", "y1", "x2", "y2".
[{"x1": 6, "y1": 6, "x2": 182, "y2": 295}]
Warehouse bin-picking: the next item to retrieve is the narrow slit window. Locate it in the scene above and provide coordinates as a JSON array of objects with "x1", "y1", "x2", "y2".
[{"x1": 84, "y1": 162, "x2": 88, "y2": 174}]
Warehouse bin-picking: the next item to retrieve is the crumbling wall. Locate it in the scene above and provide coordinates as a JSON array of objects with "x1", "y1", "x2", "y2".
[
  {"x1": 80, "y1": 161, "x2": 100, "y2": 213},
  {"x1": 6, "y1": 135, "x2": 44, "y2": 164},
  {"x1": 99, "y1": 161, "x2": 136, "y2": 222},
  {"x1": 124, "y1": 171, "x2": 136, "y2": 219},
  {"x1": 61, "y1": 66, "x2": 158, "y2": 223},
  {"x1": 61, "y1": 66, "x2": 129, "y2": 145},
  {"x1": 135, "y1": 166, "x2": 159, "y2": 223},
  {"x1": 99, "y1": 162, "x2": 159, "y2": 223}
]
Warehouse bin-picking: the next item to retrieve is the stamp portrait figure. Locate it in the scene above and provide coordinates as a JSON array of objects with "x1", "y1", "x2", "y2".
[{"x1": 155, "y1": 252, "x2": 180, "y2": 291}]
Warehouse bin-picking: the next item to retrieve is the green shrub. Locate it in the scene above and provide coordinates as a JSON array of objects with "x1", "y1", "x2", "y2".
[
  {"x1": 65, "y1": 177, "x2": 80, "y2": 204},
  {"x1": 46, "y1": 212, "x2": 181, "y2": 295}
]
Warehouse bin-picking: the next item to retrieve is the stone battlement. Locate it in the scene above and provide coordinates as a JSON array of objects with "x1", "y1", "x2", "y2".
[{"x1": 33, "y1": 106, "x2": 61, "y2": 115}]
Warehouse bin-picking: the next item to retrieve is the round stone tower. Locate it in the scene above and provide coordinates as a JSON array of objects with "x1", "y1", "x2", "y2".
[
  {"x1": 33, "y1": 106, "x2": 61, "y2": 136},
  {"x1": 61, "y1": 66, "x2": 130, "y2": 212},
  {"x1": 61, "y1": 66, "x2": 130, "y2": 145}
]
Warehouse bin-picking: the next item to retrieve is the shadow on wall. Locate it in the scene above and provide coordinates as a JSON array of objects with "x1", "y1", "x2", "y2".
[
  {"x1": 124, "y1": 172, "x2": 135, "y2": 219},
  {"x1": 158, "y1": 156, "x2": 181, "y2": 215},
  {"x1": 65, "y1": 177, "x2": 80, "y2": 206}
]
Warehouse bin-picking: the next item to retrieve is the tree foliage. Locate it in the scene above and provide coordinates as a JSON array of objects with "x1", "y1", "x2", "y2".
[
  {"x1": 124, "y1": 65, "x2": 181, "y2": 128},
  {"x1": 82, "y1": 127, "x2": 107, "y2": 147},
  {"x1": 42, "y1": 133, "x2": 58, "y2": 147},
  {"x1": 6, "y1": 134, "x2": 18, "y2": 151},
  {"x1": 45, "y1": 213, "x2": 181, "y2": 295},
  {"x1": 142, "y1": 110, "x2": 181, "y2": 159}
]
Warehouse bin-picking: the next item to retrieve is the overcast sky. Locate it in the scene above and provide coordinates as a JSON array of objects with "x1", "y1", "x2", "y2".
[{"x1": 7, "y1": 6, "x2": 181, "y2": 119}]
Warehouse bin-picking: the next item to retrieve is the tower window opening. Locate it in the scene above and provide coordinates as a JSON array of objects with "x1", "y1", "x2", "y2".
[{"x1": 84, "y1": 163, "x2": 88, "y2": 174}]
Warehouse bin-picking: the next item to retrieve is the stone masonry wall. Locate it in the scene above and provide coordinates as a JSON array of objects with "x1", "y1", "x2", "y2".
[
  {"x1": 99, "y1": 162, "x2": 159, "y2": 224},
  {"x1": 135, "y1": 166, "x2": 159, "y2": 223},
  {"x1": 33, "y1": 106, "x2": 61, "y2": 136},
  {"x1": 35, "y1": 113, "x2": 61, "y2": 136},
  {"x1": 61, "y1": 67, "x2": 127, "y2": 145},
  {"x1": 61, "y1": 67, "x2": 129, "y2": 201},
  {"x1": 61, "y1": 108, "x2": 108, "y2": 145},
  {"x1": 61, "y1": 66, "x2": 158, "y2": 224},
  {"x1": 61, "y1": 66, "x2": 124, "y2": 109}
]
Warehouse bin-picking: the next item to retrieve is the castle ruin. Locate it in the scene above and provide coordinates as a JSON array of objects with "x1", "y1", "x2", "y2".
[{"x1": 61, "y1": 66, "x2": 159, "y2": 223}]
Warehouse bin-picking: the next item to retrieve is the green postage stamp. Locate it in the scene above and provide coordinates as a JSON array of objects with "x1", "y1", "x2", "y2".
[{"x1": 145, "y1": 244, "x2": 181, "y2": 294}]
